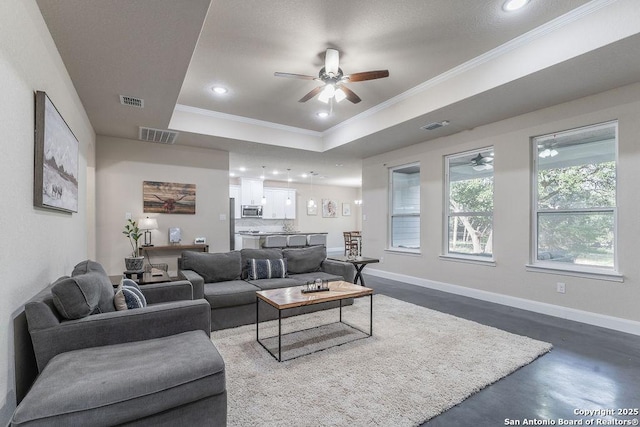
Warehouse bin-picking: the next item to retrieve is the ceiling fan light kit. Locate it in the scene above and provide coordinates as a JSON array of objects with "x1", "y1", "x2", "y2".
[{"x1": 275, "y1": 48, "x2": 389, "y2": 105}]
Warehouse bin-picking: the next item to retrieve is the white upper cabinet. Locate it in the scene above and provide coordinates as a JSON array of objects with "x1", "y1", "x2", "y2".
[
  {"x1": 240, "y1": 178, "x2": 263, "y2": 206},
  {"x1": 262, "y1": 188, "x2": 296, "y2": 219}
]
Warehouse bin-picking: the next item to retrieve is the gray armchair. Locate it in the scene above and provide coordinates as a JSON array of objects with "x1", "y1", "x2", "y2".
[{"x1": 12, "y1": 260, "x2": 227, "y2": 426}]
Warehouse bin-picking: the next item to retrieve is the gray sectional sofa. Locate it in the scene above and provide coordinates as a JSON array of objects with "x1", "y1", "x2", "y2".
[
  {"x1": 13, "y1": 260, "x2": 227, "y2": 426},
  {"x1": 178, "y1": 245, "x2": 356, "y2": 331}
]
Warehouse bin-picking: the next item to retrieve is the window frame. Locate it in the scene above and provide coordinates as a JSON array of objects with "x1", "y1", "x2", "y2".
[
  {"x1": 443, "y1": 147, "x2": 495, "y2": 263},
  {"x1": 529, "y1": 121, "x2": 620, "y2": 278},
  {"x1": 388, "y1": 162, "x2": 421, "y2": 254}
]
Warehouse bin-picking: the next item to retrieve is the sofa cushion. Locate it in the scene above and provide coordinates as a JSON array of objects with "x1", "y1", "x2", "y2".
[
  {"x1": 182, "y1": 251, "x2": 241, "y2": 283},
  {"x1": 247, "y1": 258, "x2": 287, "y2": 280},
  {"x1": 51, "y1": 275, "x2": 102, "y2": 320},
  {"x1": 71, "y1": 260, "x2": 116, "y2": 314},
  {"x1": 240, "y1": 248, "x2": 283, "y2": 279},
  {"x1": 11, "y1": 330, "x2": 225, "y2": 427},
  {"x1": 203, "y1": 280, "x2": 260, "y2": 308},
  {"x1": 247, "y1": 277, "x2": 306, "y2": 291},
  {"x1": 283, "y1": 245, "x2": 327, "y2": 274}
]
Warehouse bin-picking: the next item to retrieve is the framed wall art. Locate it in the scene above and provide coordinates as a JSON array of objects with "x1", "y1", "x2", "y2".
[
  {"x1": 322, "y1": 199, "x2": 338, "y2": 218},
  {"x1": 143, "y1": 181, "x2": 196, "y2": 214},
  {"x1": 342, "y1": 203, "x2": 351, "y2": 216},
  {"x1": 34, "y1": 91, "x2": 79, "y2": 213},
  {"x1": 307, "y1": 201, "x2": 317, "y2": 216}
]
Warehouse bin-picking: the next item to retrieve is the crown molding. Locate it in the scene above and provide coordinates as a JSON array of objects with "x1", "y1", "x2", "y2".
[
  {"x1": 174, "y1": 104, "x2": 323, "y2": 137},
  {"x1": 324, "y1": 0, "x2": 619, "y2": 136}
]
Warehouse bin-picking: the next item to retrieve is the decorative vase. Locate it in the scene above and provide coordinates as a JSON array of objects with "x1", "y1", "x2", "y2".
[{"x1": 124, "y1": 256, "x2": 144, "y2": 271}]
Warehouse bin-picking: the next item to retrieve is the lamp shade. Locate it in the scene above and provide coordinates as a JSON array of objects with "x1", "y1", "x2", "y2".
[{"x1": 138, "y1": 217, "x2": 158, "y2": 230}]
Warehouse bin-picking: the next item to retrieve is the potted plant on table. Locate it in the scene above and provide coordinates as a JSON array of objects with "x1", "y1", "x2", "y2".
[{"x1": 123, "y1": 218, "x2": 144, "y2": 271}]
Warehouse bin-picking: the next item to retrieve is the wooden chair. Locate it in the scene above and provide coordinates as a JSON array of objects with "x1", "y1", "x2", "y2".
[
  {"x1": 343, "y1": 232, "x2": 354, "y2": 255},
  {"x1": 350, "y1": 231, "x2": 362, "y2": 256},
  {"x1": 344, "y1": 231, "x2": 362, "y2": 256}
]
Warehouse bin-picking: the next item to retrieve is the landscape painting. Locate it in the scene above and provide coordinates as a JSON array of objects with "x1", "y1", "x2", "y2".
[
  {"x1": 34, "y1": 91, "x2": 79, "y2": 213},
  {"x1": 143, "y1": 181, "x2": 196, "y2": 214}
]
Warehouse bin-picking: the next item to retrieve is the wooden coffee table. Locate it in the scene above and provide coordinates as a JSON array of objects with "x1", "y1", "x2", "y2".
[{"x1": 256, "y1": 281, "x2": 373, "y2": 362}]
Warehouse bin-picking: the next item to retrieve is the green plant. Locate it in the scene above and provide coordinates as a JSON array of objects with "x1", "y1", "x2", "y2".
[{"x1": 122, "y1": 219, "x2": 143, "y2": 257}]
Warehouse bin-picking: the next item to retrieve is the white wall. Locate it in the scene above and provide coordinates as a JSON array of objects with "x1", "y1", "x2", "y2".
[
  {"x1": 0, "y1": 0, "x2": 96, "y2": 422},
  {"x1": 96, "y1": 136, "x2": 230, "y2": 275},
  {"x1": 362, "y1": 82, "x2": 640, "y2": 327}
]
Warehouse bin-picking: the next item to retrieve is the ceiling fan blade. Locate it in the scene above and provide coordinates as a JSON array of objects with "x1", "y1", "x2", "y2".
[
  {"x1": 338, "y1": 85, "x2": 361, "y2": 104},
  {"x1": 274, "y1": 72, "x2": 317, "y2": 80},
  {"x1": 298, "y1": 86, "x2": 324, "y2": 103},
  {"x1": 346, "y1": 70, "x2": 390, "y2": 82},
  {"x1": 325, "y1": 49, "x2": 340, "y2": 76}
]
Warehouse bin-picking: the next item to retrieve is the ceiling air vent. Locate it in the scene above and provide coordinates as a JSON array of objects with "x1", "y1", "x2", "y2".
[
  {"x1": 139, "y1": 127, "x2": 178, "y2": 144},
  {"x1": 119, "y1": 95, "x2": 144, "y2": 108},
  {"x1": 420, "y1": 120, "x2": 450, "y2": 131}
]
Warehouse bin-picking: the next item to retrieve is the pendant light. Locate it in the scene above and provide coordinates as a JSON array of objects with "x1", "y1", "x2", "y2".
[
  {"x1": 260, "y1": 166, "x2": 267, "y2": 205},
  {"x1": 286, "y1": 169, "x2": 292, "y2": 206},
  {"x1": 307, "y1": 171, "x2": 316, "y2": 208}
]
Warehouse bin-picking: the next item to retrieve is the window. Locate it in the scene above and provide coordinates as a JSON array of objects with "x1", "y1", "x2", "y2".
[
  {"x1": 532, "y1": 121, "x2": 617, "y2": 271},
  {"x1": 389, "y1": 163, "x2": 420, "y2": 251},
  {"x1": 444, "y1": 148, "x2": 494, "y2": 259}
]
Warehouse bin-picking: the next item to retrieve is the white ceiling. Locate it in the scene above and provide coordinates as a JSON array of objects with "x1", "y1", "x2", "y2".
[{"x1": 36, "y1": 0, "x2": 640, "y2": 187}]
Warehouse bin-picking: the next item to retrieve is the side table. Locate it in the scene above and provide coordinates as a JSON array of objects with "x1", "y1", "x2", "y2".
[
  {"x1": 327, "y1": 256, "x2": 379, "y2": 286},
  {"x1": 110, "y1": 270, "x2": 172, "y2": 286}
]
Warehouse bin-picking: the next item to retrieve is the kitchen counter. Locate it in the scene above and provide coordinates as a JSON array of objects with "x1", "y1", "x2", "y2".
[
  {"x1": 237, "y1": 231, "x2": 327, "y2": 236},
  {"x1": 236, "y1": 232, "x2": 327, "y2": 249}
]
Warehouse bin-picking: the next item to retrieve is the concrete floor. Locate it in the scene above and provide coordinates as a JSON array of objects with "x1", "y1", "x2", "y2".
[{"x1": 362, "y1": 275, "x2": 640, "y2": 427}]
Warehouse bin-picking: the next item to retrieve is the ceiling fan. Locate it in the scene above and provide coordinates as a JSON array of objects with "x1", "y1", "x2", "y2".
[
  {"x1": 470, "y1": 153, "x2": 494, "y2": 171},
  {"x1": 274, "y1": 48, "x2": 389, "y2": 104}
]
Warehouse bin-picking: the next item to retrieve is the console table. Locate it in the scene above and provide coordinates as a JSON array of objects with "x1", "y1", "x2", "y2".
[{"x1": 140, "y1": 244, "x2": 209, "y2": 254}]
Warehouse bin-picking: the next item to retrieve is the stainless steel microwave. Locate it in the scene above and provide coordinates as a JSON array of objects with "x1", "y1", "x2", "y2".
[{"x1": 241, "y1": 205, "x2": 263, "y2": 218}]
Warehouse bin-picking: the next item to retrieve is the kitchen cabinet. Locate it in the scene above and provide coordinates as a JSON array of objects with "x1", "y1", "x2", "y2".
[
  {"x1": 262, "y1": 188, "x2": 296, "y2": 219},
  {"x1": 240, "y1": 178, "x2": 263, "y2": 206}
]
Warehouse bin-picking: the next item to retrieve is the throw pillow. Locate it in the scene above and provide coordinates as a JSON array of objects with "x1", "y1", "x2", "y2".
[
  {"x1": 114, "y1": 279, "x2": 147, "y2": 310},
  {"x1": 240, "y1": 248, "x2": 283, "y2": 279},
  {"x1": 71, "y1": 260, "x2": 116, "y2": 314},
  {"x1": 51, "y1": 274, "x2": 102, "y2": 320},
  {"x1": 247, "y1": 258, "x2": 287, "y2": 280}
]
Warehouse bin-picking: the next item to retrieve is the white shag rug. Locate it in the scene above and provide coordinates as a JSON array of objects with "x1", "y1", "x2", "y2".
[{"x1": 211, "y1": 295, "x2": 552, "y2": 427}]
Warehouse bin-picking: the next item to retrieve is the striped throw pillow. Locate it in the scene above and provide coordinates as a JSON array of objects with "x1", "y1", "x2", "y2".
[{"x1": 247, "y1": 258, "x2": 287, "y2": 280}]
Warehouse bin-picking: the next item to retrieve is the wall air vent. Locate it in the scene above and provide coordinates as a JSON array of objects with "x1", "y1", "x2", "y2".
[
  {"x1": 139, "y1": 127, "x2": 178, "y2": 144},
  {"x1": 119, "y1": 95, "x2": 144, "y2": 108},
  {"x1": 420, "y1": 120, "x2": 450, "y2": 131}
]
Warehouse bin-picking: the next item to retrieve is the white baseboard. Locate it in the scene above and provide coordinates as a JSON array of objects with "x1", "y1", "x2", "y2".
[{"x1": 366, "y1": 268, "x2": 640, "y2": 337}]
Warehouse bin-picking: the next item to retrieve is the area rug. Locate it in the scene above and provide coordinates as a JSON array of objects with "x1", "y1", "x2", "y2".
[{"x1": 211, "y1": 295, "x2": 552, "y2": 426}]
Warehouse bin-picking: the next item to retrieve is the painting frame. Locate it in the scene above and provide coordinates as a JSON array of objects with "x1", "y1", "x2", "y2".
[
  {"x1": 307, "y1": 201, "x2": 317, "y2": 216},
  {"x1": 143, "y1": 181, "x2": 196, "y2": 214},
  {"x1": 34, "y1": 91, "x2": 79, "y2": 213},
  {"x1": 342, "y1": 203, "x2": 351, "y2": 216},
  {"x1": 322, "y1": 199, "x2": 338, "y2": 218}
]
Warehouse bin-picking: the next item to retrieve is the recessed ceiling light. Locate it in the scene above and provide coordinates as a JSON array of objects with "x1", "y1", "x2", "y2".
[
  {"x1": 316, "y1": 112, "x2": 329, "y2": 118},
  {"x1": 503, "y1": 0, "x2": 530, "y2": 12},
  {"x1": 211, "y1": 86, "x2": 228, "y2": 94}
]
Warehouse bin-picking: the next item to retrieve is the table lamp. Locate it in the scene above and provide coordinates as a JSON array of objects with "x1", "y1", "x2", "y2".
[{"x1": 139, "y1": 217, "x2": 158, "y2": 246}]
